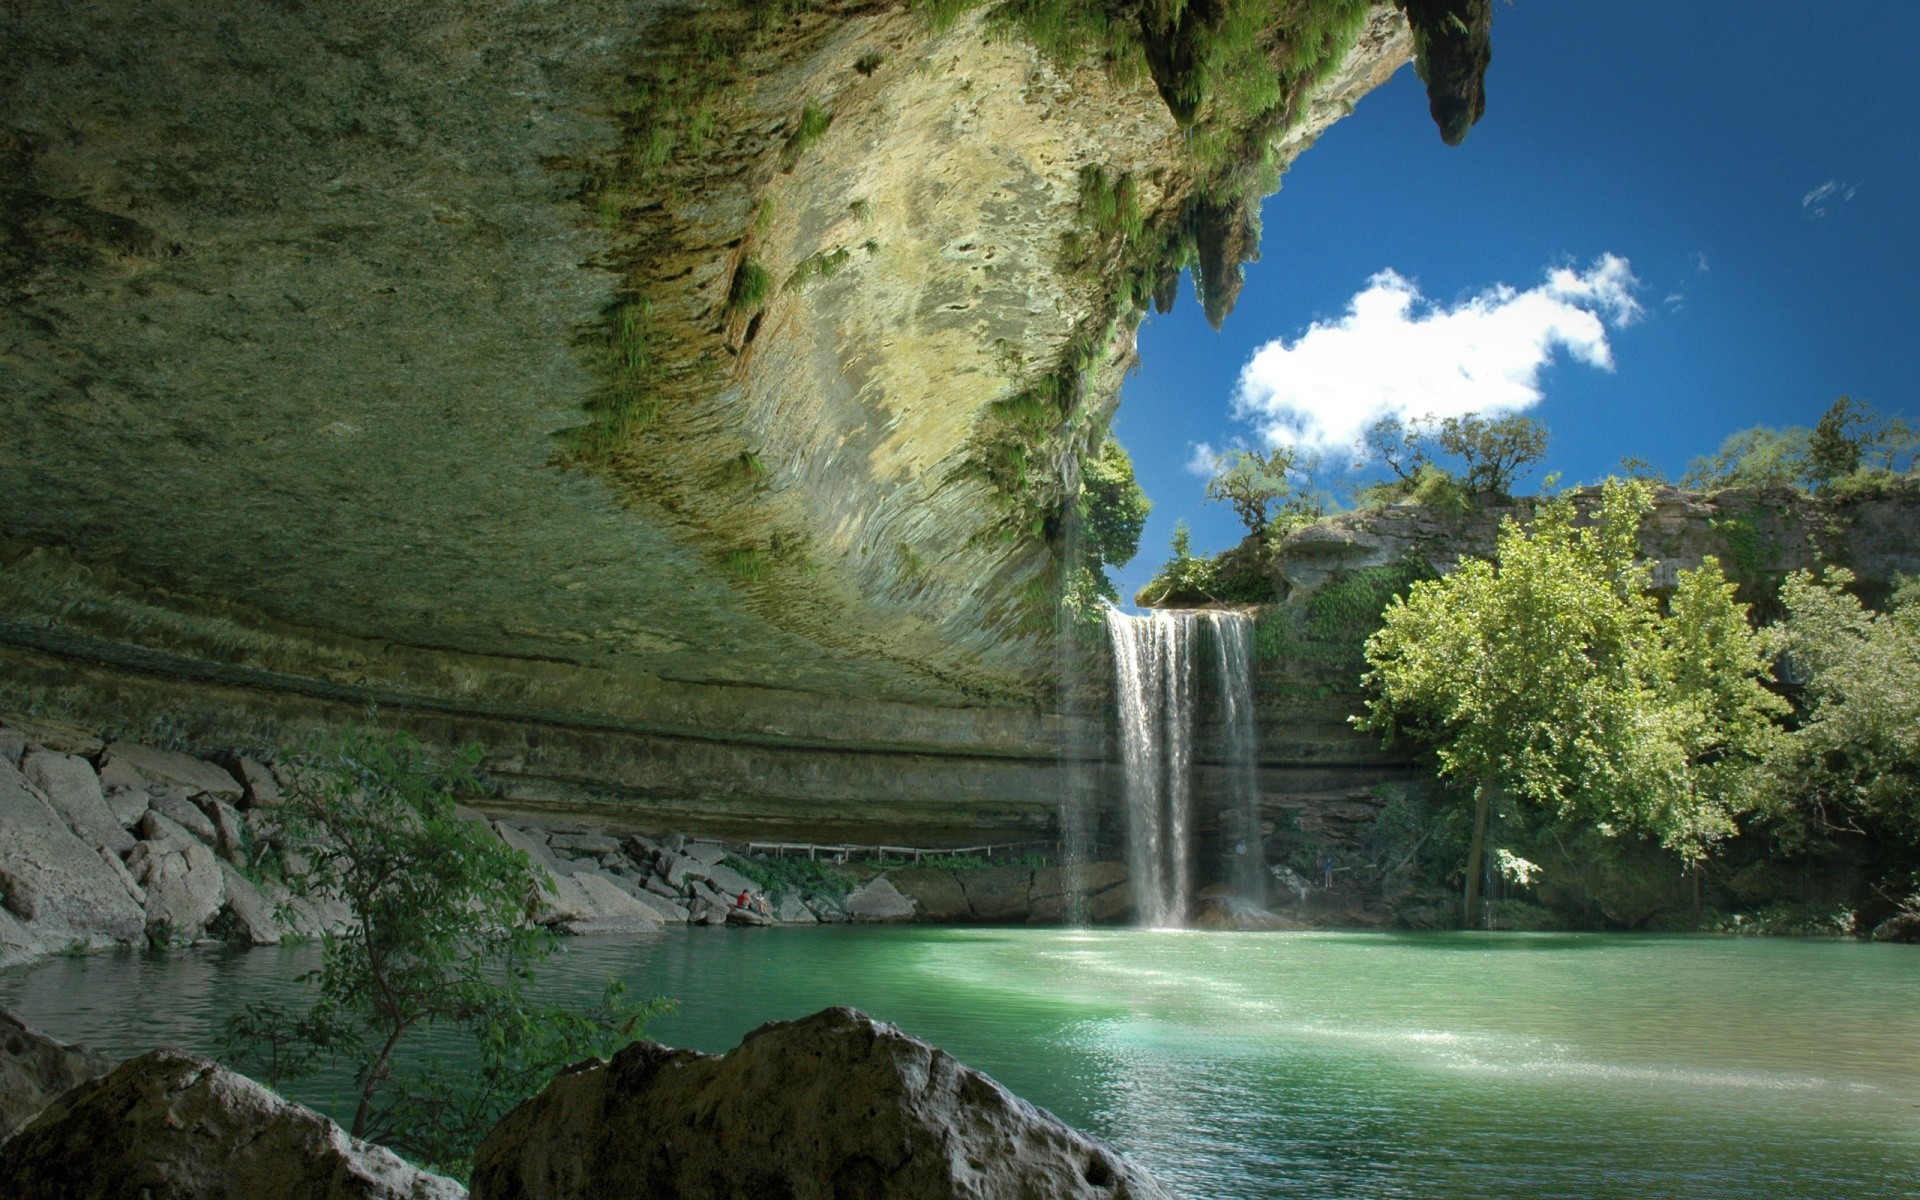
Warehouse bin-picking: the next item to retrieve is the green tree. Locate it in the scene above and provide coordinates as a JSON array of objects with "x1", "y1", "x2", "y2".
[
  {"x1": 1757, "y1": 569, "x2": 1920, "y2": 854},
  {"x1": 1137, "y1": 521, "x2": 1217, "y2": 606},
  {"x1": 1356, "y1": 480, "x2": 1785, "y2": 924},
  {"x1": 1807, "y1": 395, "x2": 1918, "y2": 489},
  {"x1": 1205, "y1": 447, "x2": 1298, "y2": 542},
  {"x1": 224, "y1": 727, "x2": 667, "y2": 1176},
  {"x1": 1435, "y1": 413, "x2": 1548, "y2": 497},
  {"x1": 1078, "y1": 434, "x2": 1151, "y2": 573},
  {"x1": 1681, "y1": 425, "x2": 1812, "y2": 490}
]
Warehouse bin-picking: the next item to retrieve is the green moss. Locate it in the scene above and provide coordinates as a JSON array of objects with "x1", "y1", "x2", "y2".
[
  {"x1": 560, "y1": 297, "x2": 660, "y2": 461},
  {"x1": 1256, "y1": 556, "x2": 1433, "y2": 672},
  {"x1": 784, "y1": 246, "x2": 852, "y2": 292},
  {"x1": 726, "y1": 548, "x2": 768, "y2": 581},
  {"x1": 854, "y1": 51, "x2": 885, "y2": 75}
]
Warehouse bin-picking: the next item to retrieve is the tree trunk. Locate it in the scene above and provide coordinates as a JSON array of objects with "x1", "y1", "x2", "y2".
[{"x1": 1463, "y1": 780, "x2": 1491, "y2": 928}]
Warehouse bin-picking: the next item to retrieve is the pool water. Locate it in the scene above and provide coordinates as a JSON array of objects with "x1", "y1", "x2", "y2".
[{"x1": 4, "y1": 927, "x2": 1916, "y2": 1198}]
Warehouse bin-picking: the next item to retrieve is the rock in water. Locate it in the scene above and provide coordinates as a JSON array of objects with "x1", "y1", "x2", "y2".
[
  {"x1": 0, "y1": 1006, "x2": 113, "y2": 1141},
  {"x1": 842, "y1": 876, "x2": 916, "y2": 922},
  {"x1": 469, "y1": 1006, "x2": 1172, "y2": 1200},
  {"x1": 0, "y1": 1049, "x2": 468, "y2": 1200}
]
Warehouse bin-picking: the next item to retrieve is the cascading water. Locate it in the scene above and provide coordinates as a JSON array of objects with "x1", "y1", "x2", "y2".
[
  {"x1": 1212, "y1": 613, "x2": 1265, "y2": 901},
  {"x1": 1106, "y1": 607, "x2": 1259, "y2": 926}
]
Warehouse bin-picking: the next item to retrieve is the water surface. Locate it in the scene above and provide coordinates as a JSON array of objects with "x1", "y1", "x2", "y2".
[{"x1": 5, "y1": 928, "x2": 1915, "y2": 1198}]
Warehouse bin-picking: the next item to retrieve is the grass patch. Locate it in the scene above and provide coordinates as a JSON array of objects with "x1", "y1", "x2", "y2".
[
  {"x1": 728, "y1": 854, "x2": 852, "y2": 900},
  {"x1": 727, "y1": 259, "x2": 773, "y2": 318},
  {"x1": 561, "y1": 296, "x2": 660, "y2": 461},
  {"x1": 1256, "y1": 556, "x2": 1432, "y2": 672},
  {"x1": 784, "y1": 246, "x2": 852, "y2": 292},
  {"x1": 854, "y1": 51, "x2": 885, "y2": 75},
  {"x1": 780, "y1": 100, "x2": 833, "y2": 170},
  {"x1": 726, "y1": 548, "x2": 768, "y2": 581}
]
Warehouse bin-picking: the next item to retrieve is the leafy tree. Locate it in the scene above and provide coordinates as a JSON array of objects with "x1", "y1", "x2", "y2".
[
  {"x1": 1078, "y1": 435, "x2": 1151, "y2": 574},
  {"x1": 1435, "y1": 413, "x2": 1548, "y2": 497},
  {"x1": 1205, "y1": 447, "x2": 1298, "y2": 542},
  {"x1": 1356, "y1": 479, "x2": 1785, "y2": 925},
  {"x1": 224, "y1": 727, "x2": 668, "y2": 1177},
  {"x1": 1136, "y1": 522, "x2": 1218, "y2": 606},
  {"x1": 1681, "y1": 425, "x2": 1811, "y2": 490},
  {"x1": 1807, "y1": 395, "x2": 1917, "y2": 488},
  {"x1": 1756, "y1": 569, "x2": 1920, "y2": 854}
]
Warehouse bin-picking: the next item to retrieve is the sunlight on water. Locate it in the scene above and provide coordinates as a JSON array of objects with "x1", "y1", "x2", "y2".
[{"x1": 4, "y1": 929, "x2": 1916, "y2": 1198}]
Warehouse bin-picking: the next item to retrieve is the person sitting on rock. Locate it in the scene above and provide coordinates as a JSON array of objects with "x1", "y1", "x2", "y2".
[{"x1": 737, "y1": 889, "x2": 750, "y2": 909}]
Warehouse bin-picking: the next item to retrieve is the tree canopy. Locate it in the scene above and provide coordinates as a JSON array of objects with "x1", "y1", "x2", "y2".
[
  {"x1": 1356, "y1": 479, "x2": 1785, "y2": 922},
  {"x1": 1204, "y1": 447, "x2": 1298, "y2": 540}
]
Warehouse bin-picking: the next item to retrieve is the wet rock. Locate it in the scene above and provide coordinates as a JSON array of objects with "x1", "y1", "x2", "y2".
[
  {"x1": 1026, "y1": 863, "x2": 1132, "y2": 923},
  {"x1": 1083, "y1": 882, "x2": 1134, "y2": 925},
  {"x1": 725, "y1": 904, "x2": 772, "y2": 927},
  {"x1": 98, "y1": 742, "x2": 244, "y2": 800},
  {"x1": 231, "y1": 756, "x2": 281, "y2": 809},
  {"x1": 0, "y1": 908, "x2": 42, "y2": 967},
  {"x1": 146, "y1": 792, "x2": 219, "y2": 846},
  {"x1": 21, "y1": 750, "x2": 134, "y2": 855},
  {"x1": 887, "y1": 867, "x2": 969, "y2": 921},
  {"x1": 0, "y1": 760, "x2": 146, "y2": 947},
  {"x1": 957, "y1": 866, "x2": 1032, "y2": 921},
  {"x1": 469, "y1": 1006, "x2": 1170, "y2": 1200},
  {"x1": 0, "y1": 1006, "x2": 113, "y2": 1142},
  {"x1": 843, "y1": 876, "x2": 916, "y2": 922},
  {"x1": 1192, "y1": 892, "x2": 1305, "y2": 931},
  {"x1": 0, "y1": 1048, "x2": 468, "y2": 1199}
]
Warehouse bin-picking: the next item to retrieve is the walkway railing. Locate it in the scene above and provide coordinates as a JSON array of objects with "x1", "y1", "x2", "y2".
[{"x1": 742, "y1": 840, "x2": 1052, "y2": 864}]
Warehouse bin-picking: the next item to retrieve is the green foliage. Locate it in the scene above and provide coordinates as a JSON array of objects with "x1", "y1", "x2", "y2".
[
  {"x1": 1707, "y1": 512, "x2": 1776, "y2": 584},
  {"x1": 1683, "y1": 425, "x2": 1812, "y2": 491},
  {"x1": 853, "y1": 51, "x2": 885, "y2": 75},
  {"x1": 1359, "y1": 479, "x2": 1788, "y2": 865},
  {"x1": 1078, "y1": 434, "x2": 1150, "y2": 572},
  {"x1": 1684, "y1": 399, "x2": 1915, "y2": 495},
  {"x1": 1257, "y1": 557, "x2": 1432, "y2": 671},
  {"x1": 1358, "y1": 412, "x2": 1544, "y2": 504},
  {"x1": 1436, "y1": 413, "x2": 1548, "y2": 497},
  {"x1": 1137, "y1": 523, "x2": 1218, "y2": 606},
  {"x1": 784, "y1": 246, "x2": 852, "y2": 292},
  {"x1": 727, "y1": 259, "x2": 773, "y2": 317},
  {"x1": 726, "y1": 548, "x2": 768, "y2": 581},
  {"x1": 562, "y1": 297, "x2": 660, "y2": 461},
  {"x1": 220, "y1": 727, "x2": 667, "y2": 1177},
  {"x1": 726, "y1": 854, "x2": 851, "y2": 901},
  {"x1": 1204, "y1": 447, "x2": 1299, "y2": 540},
  {"x1": 780, "y1": 100, "x2": 833, "y2": 169},
  {"x1": 1754, "y1": 568, "x2": 1920, "y2": 852}
]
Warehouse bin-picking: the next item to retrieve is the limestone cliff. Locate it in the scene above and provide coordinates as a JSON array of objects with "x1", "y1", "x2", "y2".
[{"x1": 2, "y1": 0, "x2": 1426, "y2": 835}]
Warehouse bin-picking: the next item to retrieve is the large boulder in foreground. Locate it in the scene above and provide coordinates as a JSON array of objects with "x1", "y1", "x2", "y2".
[
  {"x1": 0, "y1": 1049, "x2": 467, "y2": 1200},
  {"x1": 470, "y1": 1006, "x2": 1171, "y2": 1200},
  {"x1": 0, "y1": 1006, "x2": 113, "y2": 1141}
]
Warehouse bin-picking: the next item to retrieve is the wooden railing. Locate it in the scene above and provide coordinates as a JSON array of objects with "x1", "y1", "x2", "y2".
[{"x1": 742, "y1": 840, "x2": 1052, "y2": 864}]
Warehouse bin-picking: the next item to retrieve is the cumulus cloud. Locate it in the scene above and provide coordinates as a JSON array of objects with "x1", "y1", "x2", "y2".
[
  {"x1": 1232, "y1": 255, "x2": 1642, "y2": 456},
  {"x1": 1802, "y1": 180, "x2": 1859, "y2": 218},
  {"x1": 1185, "y1": 441, "x2": 1225, "y2": 477}
]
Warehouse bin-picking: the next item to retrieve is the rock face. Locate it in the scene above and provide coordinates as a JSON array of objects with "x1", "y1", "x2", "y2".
[
  {"x1": 0, "y1": 759, "x2": 146, "y2": 949},
  {"x1": 470, "y1": 1007, "x2": 1171, "y2": 1200},
  {"x1": 0, "y1": 1006, "x2": 113, "y2": 1142},
  {"x1": 0, "y1": 1049, "x2": 467, "y2": 1200},
  {"x1": 0, "y1": 0, "x2": 1419, "y2": 845}
]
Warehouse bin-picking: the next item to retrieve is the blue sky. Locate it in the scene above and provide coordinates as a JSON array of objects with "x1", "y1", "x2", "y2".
[{"x1": 1109, "y1": 2, "x2": 1920, "y2": 606}]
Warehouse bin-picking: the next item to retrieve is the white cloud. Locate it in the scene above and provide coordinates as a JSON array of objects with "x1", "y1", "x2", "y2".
[
  {"x1": 1802, "y1": 180, "x2": 1859, "y2": 218},
  {"x1": 1185, "y1": 441, "x2": 1224, "y2": 477},
  {"x1": 1690, "y1": 251, "x2": 1710, "y2": 274},
  {"x1": 1664, "y1": 292, "x2": 1685, "y2": 312},
  {"x1": 1232, "y1": 255, "x2": 1642, "y2": 457}
]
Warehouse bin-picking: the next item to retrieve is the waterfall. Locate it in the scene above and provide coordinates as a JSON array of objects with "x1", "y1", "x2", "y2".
[
  {"x1": 1213, "y1": 614, "x2": 1265, "y2": 902},
  {"x1": 1106, "y1": 608, "x2": 1259, "y2": 927}
]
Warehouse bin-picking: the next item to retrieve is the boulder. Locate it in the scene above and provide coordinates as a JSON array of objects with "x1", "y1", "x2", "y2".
[
  {"x1": 0, "y1": 1006, "x2": 113, "y2": 1141},
  {"x1": 603, "y1": 875, "x2": 688, "y2": 923},
  {"x1": 683, "y1": 841, "x2": 728, "y2": 866},
  {"x1": 495, "y1": 822, "x2": 579, "y2": 879},
  {"x1": 843, "y1": 876, "x2": 916, "y2": 923},
  {"x1": 699, "y1": 860, "x2": 757, "y2": 899},
  {"x1": 218, "y1": 863, "x2": 283, "y2": 946},
  {"x1": 887, "y1": 868, "x2": 970, "y2": 921},
  {"x1": 0, "y1": 760, "x2": 146, "y2": 947},
  {"x1": 469, "y1": 1007, "x2": 1170, "y2": 1200},
  {"x1": 1192, "y1": 894, "x2": 1305, "y2": 931},
  {"x1": 0, "y1": 726, "x2": 25, "y2": 766},
  {"x1": 1029, "y1": 862, "x2": 1129, "y2": 904},
  {"x1": 774, "y1": 893, "x2": 819, "y2": 924},
  {"x1": 196, "y1": 795, "x2": 250, "y2": 864},
  {"x1": 0, "y1": 1049, "x2": 468, "y2": 1200},
  {"x1": 957, "y1": 867, "x2": 1032, "y2": 922},
  {"x1": 21, "y1": 750, "x2": 134, "y2": 855},
  {"x1": 97, "y1": 847, "x2": 147, "y2": 908},
  {"x1": 548, "y1": 832, "x2": 621, "y2": 856},
  {"x1": 0, "y1": 715, "x2": 102, "y2": 757},
  {"x1": 657, "y1": 851, "x2": 703, "y2": 889},
  {"x1": 102, "y1": 786, "x2": 151, "y2": 829},
  {"x1": 566, "y1": 872, "x2": 665, "y2": 935},
  {"x1": 136, "y1": 839, "x2": 227, "y2": 946},
  {"x1": 231, "y1": 757, "x2": 282, "y2": 809},
  {"x1": 147, "y1": 792, "x2": 219, "y2": 846},
  {"x1": 1084, "y1": 883, "x2": 1134, "y2": 925},
  {"x1": 98, "y1": 742, "x2": 244, "y2": 800}
]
